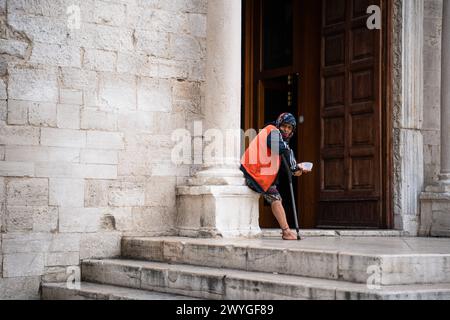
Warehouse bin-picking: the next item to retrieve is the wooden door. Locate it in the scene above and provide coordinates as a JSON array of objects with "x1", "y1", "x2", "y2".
[
  {"x1": 242, "y1": 0, "x2": 392, "y2": 229},
  {"x1": 317, "y1": 0, "x2": 390, "y2": 228}
]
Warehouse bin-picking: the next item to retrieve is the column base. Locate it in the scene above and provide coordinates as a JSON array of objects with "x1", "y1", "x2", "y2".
[
  {"x1": 176, "y1": 185, "x2": 262, "y2": 238},
  {"x1": 420, "y1": 185, "x2": 450, "y2": 237}
]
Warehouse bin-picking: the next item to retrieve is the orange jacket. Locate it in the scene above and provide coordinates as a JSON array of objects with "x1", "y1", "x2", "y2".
[{"x1": 241, "y1": 124, "x2": 281, "y2": 192}]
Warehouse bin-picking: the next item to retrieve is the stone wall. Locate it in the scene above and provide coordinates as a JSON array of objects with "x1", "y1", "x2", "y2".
[
  {"x1": 0, "y1": 0, "x2": 206, "y2": 299},
  {"x1": 422, "y1": 0, "x2": 442, "y2": 185}
]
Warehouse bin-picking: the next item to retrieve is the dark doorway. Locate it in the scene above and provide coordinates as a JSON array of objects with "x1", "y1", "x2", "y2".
[{"x1": 242, "y1": 0, "x2": 393, "y2": 229}]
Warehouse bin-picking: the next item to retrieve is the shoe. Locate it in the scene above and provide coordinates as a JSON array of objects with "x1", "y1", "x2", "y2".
[{"x1": 281, "y1": 228, "x2": 298, "y2": 240}]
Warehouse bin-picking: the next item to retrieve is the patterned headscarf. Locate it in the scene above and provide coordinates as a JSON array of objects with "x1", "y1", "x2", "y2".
[{"x1": 275, "y1": 113, "x2": 297, "y2": 141}]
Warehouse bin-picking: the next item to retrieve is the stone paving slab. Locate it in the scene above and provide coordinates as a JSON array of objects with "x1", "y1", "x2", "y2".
[{"x1": 80, "y1": 259, "x2": 450, "y2": 300}]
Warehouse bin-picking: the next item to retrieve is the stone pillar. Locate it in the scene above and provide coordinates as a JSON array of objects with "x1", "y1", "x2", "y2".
[
  {"x1": 440, "y1": 0, "x2": 450, "y2": 183},
  {"x1": 420, "y1": 0, "x2": 450, "y2": 237},
  {"x1": 176, "y1": 0, "x2": 260, "y2": 238}
]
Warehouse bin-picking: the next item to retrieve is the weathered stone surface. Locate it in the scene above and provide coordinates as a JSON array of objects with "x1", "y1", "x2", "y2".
[
  {"x1": 49, "y1": 178, "x2": 84, "y2": 207},
  {"x1": 6, "y1": 206, "x2": 58, "y2": 232},
  {"x1": 79, "y1": 232, "x2": 121, "y2": 259},
  {"x1": 57, "y1": 104, "x2": 80, "y2": 129},
  {"x1": 8, "y1": 67, "x2": 58, "y2": 103},
  {"x1": 41, "y1": 282, "x2": 198, "y2": 300},
  {"x1": 59, "y1": 207, "x2": 102, "y2": 233},
  {"x1": 6, "y1": 178, "x2": 48, "y2": 206},
  {"x1": 0, "y1": 124, "x2": 40, "y2": 146},
  {"x1": 80, "y1": 258, "x2": 450, "y2": 300},
  {"x1": 0, "y1": 277, "x2": 41, "y2": 300},
  {"x1": 3, "y1": 252, "x2": 45, "y2": 277},
  {"x1": 80, "y1": 108, "x2": 117, "y2": 131},
  {"x1": 0, "y1": 161, "x2": 34, "y2": 177},
  {"x1": 41, "y1": 128, "x2": 86, "y2": 148}
]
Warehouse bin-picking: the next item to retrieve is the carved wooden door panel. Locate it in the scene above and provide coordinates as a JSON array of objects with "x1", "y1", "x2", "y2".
[{"x1": 318, "y1": 0, "x2": 384, "y2": 228}]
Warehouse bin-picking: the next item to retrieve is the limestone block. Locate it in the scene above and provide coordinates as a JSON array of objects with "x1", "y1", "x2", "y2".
[
  {"x1": 93, "y1": 0, "x2": 126, "y2": 27},
  {"x1": 131, "y1": 206, "x2": 175, "y2": 232},
  {"x1": 7, "y1": 0, "x2": 67, "y2": 17},
  {"x1": 88, "y1": 24, "x2": 134, "y2": 51},
  {"x1": 0, "y1": 100, "x2": 7, "y2": 121},
  {"x1": 28, "y1": 101, "x2": 57, "y2": 127},
  {"x1": 137, "y1": 78, "x2": 172, "y2": 112},
  {"x1": 72, "y1": 164, "x2": 118, "y2": 179},
  {"x1": 6, "y1": 178, "x2": 48, "y2": 206},
  {"x1": 86, "y1": 131, "x2": 124, "y2": 150},
  {"x1": 79, "y1": 232, "x2": 121, "y2": 259},
  {"x1": 49, "y1": 178, "x2": 84, "y2": 207},
  {"x1": 7, "y1": 100, "x2": 28, "y2": 125},
  {"x1": 7, "y1": 13, "x2": 68, "y2": 45},
  {"x1": 35, "y1": 162, "x2": 73, "y2": 178},
  {"x1": 0, "y1": 177, "x2": 5, "y2": 203},
  {"x1": 98, "y1": 73, "x2": 137, "y2": 111},
  {"x1": 159, "y1": 0, "x2": 208, "y2": 14},
  {"x1": 29, "y1": 42, "x2": 81, "y2": 68},
  {"x1": 144, "y1": 176, "x2": 176, "y2": 208},
  {"x1": 59, "y1": 207, "x2": 103, "y2": 233},
  {"x1": 155, "y1": 57, "x2": 190, "y2": 79},
  {"x1": 0, "y1": 79, "x2": 6, "y2": 99},
  {"x1": 59, "y1": 67, "x2": 97, "y2": 90},
  {"x1": 0, "y1": 124, "x2": 40, "y2": 146},
  {"x1": 3, "y1": 252, "x2": 45, "y2": 277},
  {"x1": 0, "y1": 161, "x2": 34, "y2": 177},
  {"x1": 5, "y1": 146, "x2": 78, "y2": 163},
  {"x1": 48, "y1": 233, "x2": 81, "y2": 252},
  {"x1": 0, "y1": 277, "x2": 41, "y2": 300},
  {"x1": 41, "y1": 128, "x2": 86, "y2": 148},
  {"x1": 8, "y1": 67, "x2": 58, "y2": 103},
  {"x1": 134, "y1": 30, "x2": 169, "y2": 58},
  {"x1": 0, "y1": 39, "x2": 30, "y2": 59},
  {"x1": 46, "y1": 252, "x2": 80, "y2": 267},
  {"x1": 81, "y1": 149, "x2": 118, "y2": 165},
  {"x1": 6, "y1": 206, "x2": 58, "y2": 232},
  {"x1": 60, "y1": 89, "x2": 83, "y2": 105},
  {"x1": 81, "y1": 108, "x2": 117, "y2": 131},
  {"x1": 83, "y1": 49, "x2": 117, "y2": 72},
  {"x1": 101, "y1": 207, "x2": 133, "y2": 232},
  {"x1": 108, "y1": 181, "x2": 145, "y2": 207},
  {"x1": 57, "y1": 104, "x2": 80, "y2": 129},
  {"x1": 1, "y1": 232, "x2": 52, "y2": 254},
  {"x1": 169, "y1": 34, "x2": 203, "y2": 61},
  {"x1": 117, "y1": 110, "x2": 154, "y2": 132},
  {"x1": 117, "y1": 52, "x2": 158, "y2": 77},
  {"x1": 84, "y1": 180, "x2": 111, "y2": 207}
]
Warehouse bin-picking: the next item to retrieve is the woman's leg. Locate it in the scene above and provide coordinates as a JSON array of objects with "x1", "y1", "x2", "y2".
[{"x1": 271, "y1": 200, "x2": 297, "y2": 240}]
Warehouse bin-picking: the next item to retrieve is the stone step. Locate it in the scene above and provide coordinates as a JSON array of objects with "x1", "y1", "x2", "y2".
[
  {"x1": 121, "y1": 237, "x2": 450, "y2": 285},
  {"x1": 41, "y1": 282, "x2": 199, "y2": 300},
  {"x1": 261, "y1": 229, "x2": 407, "y2": 238},
  {"x1": 80, "y1": 259, "x2": 450, "y2": 300}
]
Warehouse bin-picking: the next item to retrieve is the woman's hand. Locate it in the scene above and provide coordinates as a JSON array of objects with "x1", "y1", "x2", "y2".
[{"x1": 293, "y1": 170, "x2": 303, "y2": 177}]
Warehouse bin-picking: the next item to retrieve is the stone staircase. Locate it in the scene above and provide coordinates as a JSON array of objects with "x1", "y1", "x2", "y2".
[{"x1": 41, "y1": 235, "x2": 450, "y2": 300}]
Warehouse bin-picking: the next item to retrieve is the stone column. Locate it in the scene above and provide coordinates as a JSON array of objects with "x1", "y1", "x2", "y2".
[
  {"x1": 420, "y1": 0, "x2": 450, "y2": 236},
  {"x1": 440, "y1": 0, "x2": 450, "y2": 183},
  {"x1": 176, "y1": 0, "x2": 260, "y2": 238}
]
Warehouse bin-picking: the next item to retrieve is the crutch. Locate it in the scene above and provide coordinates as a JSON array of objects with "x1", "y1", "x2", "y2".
[{"x1": 281, "y1": 153, "x2": 302, "y2": 240}]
